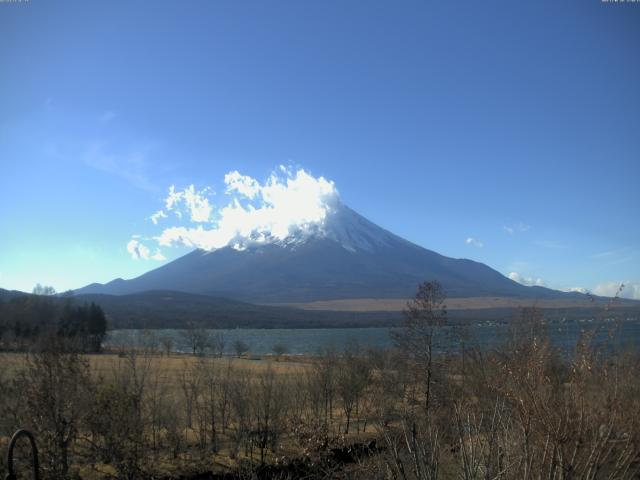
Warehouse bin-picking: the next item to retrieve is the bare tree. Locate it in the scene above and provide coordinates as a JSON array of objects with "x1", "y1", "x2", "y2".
[
  {"x1": 229, "y1": 370, "x2": 252, "y2": 458},
  {"x1": 32, "y1": 283, "x2": 57, "y2": 296},
  {"x1": 160, "y1": 334, "x2": 173, "y2": 356},
  {"x1": 178, "y1": 360, "x2": 201, "y2": 431},
  {"x1": 308, "y1": 344, "x2": 338, "y2": 440},
  {"x1": 392, "y1": 281, "x2": 446, "y2": 416},
  {"x1": 15, "y1": 339, "x2": 93, "y2": 478},
  {"x1": 233, "y1": 339, "x2": 249, "y2": 358},
  {"x1": 194, "y1": 358, "x2": 220, "y2": 451},
  {"x1": 336, "y1": 340, "x2": 371, "y2": 434},
  {"x1": 217, "y1": 359, "x2": 234, "y2": 434},
  {"x1": 249, "y1": 367, "x2": 288, "y2": 464},
  {"x1": 139, "y1": 329, "x2": 159, "y2": 355},
  {"x1": 211, "y1": 331, "x2": 225, "y2": 357},
  {"x1": 86, "y1": 351, "x2": 153, "y2": 480},
  {"x1": 180, "y1": 322, "x2": 212, "y2": 356},
  {"x1": 272, "y1": 342, "x2": 289, "y2": 359},
  {"x1": 144, "y1": 361, "x2": 170, "y2": 454}
]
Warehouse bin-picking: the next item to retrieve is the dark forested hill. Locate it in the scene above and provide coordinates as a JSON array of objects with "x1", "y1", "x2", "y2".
[
  {"x1": 73, "y1": 290, "x2": 399, "y2": 329},
  {"x1": 3, "y1": 288, "x2": 638, "y2": 330}
]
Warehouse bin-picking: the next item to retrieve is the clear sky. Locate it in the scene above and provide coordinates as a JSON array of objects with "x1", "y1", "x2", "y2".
[{"x1": 1, "y1": 0, "x2": 639, "y2": 298}]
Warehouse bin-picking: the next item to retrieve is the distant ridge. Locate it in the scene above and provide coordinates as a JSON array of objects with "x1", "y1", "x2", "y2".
[
  {"x1": 3, "y1": 288, "x2": 637, "y2": 330},
  {"x1": 61, "y1": 290, "x2": 400, "y2": 329},
  {"x1": 0, "y1": 288, "x2": 34, "y2": 302}
]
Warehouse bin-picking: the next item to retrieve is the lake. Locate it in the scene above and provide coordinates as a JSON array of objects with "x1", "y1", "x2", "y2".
[{"x1": 105, "y1": 318, "x2": 640, "y2": 355}]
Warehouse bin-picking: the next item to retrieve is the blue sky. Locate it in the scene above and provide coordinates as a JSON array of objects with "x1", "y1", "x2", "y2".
[{"x1": 1, "y1": 0, "x2": 639, "y2": 298}]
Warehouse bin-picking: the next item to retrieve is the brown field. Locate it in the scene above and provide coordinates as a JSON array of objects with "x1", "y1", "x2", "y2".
[
  {"x1": 0, "y1": 351, "x2": 312, "y2": 382},
  {"x1": 270, "y1": 295, "x2": 634, "y2": 311},
  {"x1": 0, "y1": 349, "x2": 377, "y2": 479}
]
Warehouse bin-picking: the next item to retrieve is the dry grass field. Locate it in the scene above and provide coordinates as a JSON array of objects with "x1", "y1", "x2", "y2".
[
  {"x1": 0, "y1": 349, "x2": 379, "y2": 479},
  {"x1": 1, "y1": 351, "x2": 310, "y2": 378},
  {"x1": 274, "y1": 295, "x2": 640, "y2": 311}
]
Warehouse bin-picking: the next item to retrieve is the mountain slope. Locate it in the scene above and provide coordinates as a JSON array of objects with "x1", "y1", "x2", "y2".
[{"x1": 75, "y1": 204, "x2": 583, "y2": 303}]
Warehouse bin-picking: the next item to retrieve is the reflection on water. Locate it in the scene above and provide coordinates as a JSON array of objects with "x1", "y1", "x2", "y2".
[{"x1": 105, "y1": 318, "x2": 640, "y2": 356}]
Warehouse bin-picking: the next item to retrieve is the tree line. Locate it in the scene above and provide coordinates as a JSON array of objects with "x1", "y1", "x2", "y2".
[{"x1": 0, "y1": 285, "x2": 107, "y2": 352}]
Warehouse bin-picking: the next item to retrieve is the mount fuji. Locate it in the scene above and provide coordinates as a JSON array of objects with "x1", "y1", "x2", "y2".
[{"x1": 76, "y1": 203, "x2": 578, "y2": 304}]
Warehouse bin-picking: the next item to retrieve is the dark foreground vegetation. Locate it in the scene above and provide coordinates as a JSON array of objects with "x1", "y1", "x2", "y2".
[
  {"x1": 1, "y1": 282, "x2": 639, "y2": 479},
  {"x1": 0, "y1": 285, "x2": 107, "y2": 353}
]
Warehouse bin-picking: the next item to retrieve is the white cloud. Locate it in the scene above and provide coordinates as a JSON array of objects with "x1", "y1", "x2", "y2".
[
  {"x1": 153, "y1": 166, "x2": 339, "y2": 252},
  {"x1": 508, "y1": 271, "x2": 546, "y2": 287},
  {"x1": 164, "y1": 185, "x2": 213, "y2": 223},
  {"x1": 465, "y1": 237, "x2": 484, "y2": 248},
  {"x1": 224, "y1": 171, "x2": 261, "y2": 199},
  {"x1": 503, "y1": 222, "x2": 530, "y2": 235},
  {"x1": 166, "y1": 187, "x2": 181, "y2": 209},
  {"x1": 150, "y1": 210, "x2": 168, "y2": 225},
  {"x1": 127, "y1": 239, "x2": 149, "y2": 260},
  {"x1": 593, "y1": 282, "x2": 640, "y2": 300},
  {"x1": 127, "y1": 238, "x2": 165, "y2": 261},
  {"x1": 151, "y1": 250, "x2": 166, "y2": 261}
]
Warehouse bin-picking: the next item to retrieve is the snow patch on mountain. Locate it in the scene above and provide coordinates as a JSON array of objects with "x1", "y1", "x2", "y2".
[{"x1": 268, "y1": 203, "x2": 398, "y2": 253}]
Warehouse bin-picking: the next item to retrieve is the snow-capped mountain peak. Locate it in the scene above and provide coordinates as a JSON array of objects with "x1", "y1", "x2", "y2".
[
  {"x1": 265, "y1": 203, "x2": 397, "y2": 253},
  {"x1": 75, "y1": 203, "x2": 578, "y2": 303}
]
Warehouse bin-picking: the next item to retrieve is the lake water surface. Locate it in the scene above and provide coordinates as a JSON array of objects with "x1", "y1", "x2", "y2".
[{"x1": 105, "y1": 318, "x2": 640, "y2": 355}]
